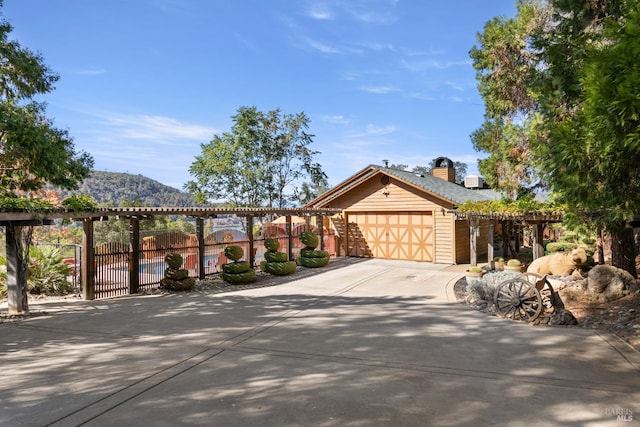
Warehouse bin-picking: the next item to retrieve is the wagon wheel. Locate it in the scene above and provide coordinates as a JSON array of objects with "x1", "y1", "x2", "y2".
[{"x1": 493, "y1": 275, "x2": 543, "y2": 322}]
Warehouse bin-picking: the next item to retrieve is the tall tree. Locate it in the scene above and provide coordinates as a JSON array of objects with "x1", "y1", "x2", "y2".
[
  {"x1": 472, "y1": 0, "x2": 639, "y2": 275},
  {"x1": 534, "y1": 0, "x2": 638, "y2": 275},
  {"x1": 186, "y1": 106, "x2": 327, "y2": 208},
  {"x1": 0, "y1": 1, "x2": 93, "y2": 314},
  {"x1": 0, "y1": 2, "x2": 93, "y2": 197},
  {"x1": 469, "y1": 0, "x2": 548, "y2": 197}
]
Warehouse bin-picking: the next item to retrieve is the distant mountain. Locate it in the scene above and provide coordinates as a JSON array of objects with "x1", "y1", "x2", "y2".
[{"x1": 58, "y1": 171, "x2": 202, "y2": 207}]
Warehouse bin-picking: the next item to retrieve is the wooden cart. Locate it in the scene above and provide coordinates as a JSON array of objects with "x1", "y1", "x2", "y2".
[{"x1": 493, "y1": 272, "x2": 550, "y2": 323}]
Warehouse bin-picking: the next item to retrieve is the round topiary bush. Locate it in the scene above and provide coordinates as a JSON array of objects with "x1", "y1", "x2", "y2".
[
  {"x1": 264, "y1": 238, "x2": 280, "y2": 252},
  {"x1": 296, "y1": 255, "x2": 329, "y2": 268},
  {"x1": 164, "y1": 253, "x2": 183, "y2": 270},
  {"x1": 264, "y1": 251, "x2": 289, "y2": 263},
  {"x1": 224, "y1": 245, "x2": 244, "y2": 262},
  {"x1": 221, "y1": 269, "x2": 256, "y2": 284},
  {"x1": 260, "y1": 260, "x2": 297, "y2": 275},
  {"x1": 300, "y1": 232, "x2": 319, "y2": 249},
  {"x1": 221, "y1": 261, "x2": 251, "y2": 274}
]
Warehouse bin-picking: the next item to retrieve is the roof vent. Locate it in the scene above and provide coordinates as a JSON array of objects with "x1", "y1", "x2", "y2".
[
  {"x1": 464, "y1": 175, "x2": 484, "y2": 189},
  {"x1": 382, "y1": 159, "x2": 389, "y2": 168}
]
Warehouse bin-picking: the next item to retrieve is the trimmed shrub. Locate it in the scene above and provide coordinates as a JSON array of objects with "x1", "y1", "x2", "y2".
[
  {"x1": 260, "y1": 260, "x2": 297, "y2": 275},
  {"x1": 264, "y1": 251, "x2": 289, "y2": 263},
  {"x1": 224, "y1": 245, "x2": 244, "y2": 261},
  {"x1": 221, "y1": 269, "x2": 256, "y2": 284},
  {"x1": 221, "y1": 261, "x2": 251, "y2": 274}
]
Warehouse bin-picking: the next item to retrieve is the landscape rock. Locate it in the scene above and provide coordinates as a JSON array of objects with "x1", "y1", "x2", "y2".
[{"x1": 585, "y1": 265, "x2": 634, "y2": 302}]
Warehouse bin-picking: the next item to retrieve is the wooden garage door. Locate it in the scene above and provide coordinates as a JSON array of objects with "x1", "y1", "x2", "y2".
[{"x1": 348, "y1": 212, "x2": 433, "y2": 261}]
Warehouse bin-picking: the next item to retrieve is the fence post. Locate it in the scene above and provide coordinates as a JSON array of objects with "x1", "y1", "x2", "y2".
[
  {"x1": 129, "y1": 218, "x2": 140, "y2": 294},
  {"x1": 196, "y1": 217, "x2": 205, "y2": 279},
  {"x1": 82, "y1": 219, "x2": 95, "y2": 300}
]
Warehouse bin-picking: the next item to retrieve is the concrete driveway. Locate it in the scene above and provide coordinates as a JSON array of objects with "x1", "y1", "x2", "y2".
[{"x1": 1, "y1": 258, "x2": 639, "y2": 426}]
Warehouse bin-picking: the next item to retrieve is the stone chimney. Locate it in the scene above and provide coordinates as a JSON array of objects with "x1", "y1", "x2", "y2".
[{"x1": 432, "y1": 157, "x2": 456, "y2": 183}]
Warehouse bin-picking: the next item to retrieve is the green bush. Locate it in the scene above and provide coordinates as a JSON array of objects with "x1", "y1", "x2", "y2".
[
  {"x1": 264, "y1": 251, "x2": 288, "y2": 263},
  {"x1": 221, "y1": 269, "x2": 256, "y2": 284},
  {"x1": 221, "y1": 261, "x2": 251, "y2": 274},
  {"x1": 300, "y1": 232, "x2": 319, "y2": 248},
  {"x1": 299, "y1": 248, "x2": 330, "y2": 258},
  {"x1": 546, "y1": 241, "x2": 578, "y2": 253},
  {"x1": 27, "y1": 246, "x2": 74, "y2": 295},
  {"x1": 260, "y1": 260, "x2": 297, "y2": 275},
  {"x1": 224, "y1": 245, "x2": 244, "y2": 261}
]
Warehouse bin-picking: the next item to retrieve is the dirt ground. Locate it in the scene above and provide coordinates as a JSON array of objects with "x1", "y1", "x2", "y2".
[
  {"x1": 454, "y1": 273, "x2": 640, "y2": 352},
  {"x1": 559, "y1": 285, "x2": 640, "y2": 351}
]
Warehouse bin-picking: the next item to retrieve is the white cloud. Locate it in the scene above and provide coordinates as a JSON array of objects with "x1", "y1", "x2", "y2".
[
  {"x1": 75, "y1": 68, "x2": 106, "y2": 76},
  {"x1": 103, "y1": 114, "x2": 217, "y2": 142},
  {"x1": 401, "y1": 58, "x2": 471, "y2": 72},
  {"x1": 359, "y1": 85, "x2": 399, "y2": 94},
  {"x1": 304, "y1": 37, "x2": 341, "y2": 54},
  {"x1": 323, "y1": 115, "x2": 351, "y2": 125},
  {"x1": 304, "y1": 3, "x2": 334, "y2": 20},
  {"x1": 348, "y1": 124, "x2": 396, "y2": 138}
]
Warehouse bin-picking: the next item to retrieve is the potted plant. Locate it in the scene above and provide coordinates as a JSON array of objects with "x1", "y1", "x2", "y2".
[
  {"x1": 466, "y1": 265, "x2": 485, "y2": 280},
  {"x1": 505, "y1": 259, "x2": 522, "y2": 272},
  {"x1": 494, "y1": 257, "x2": 505, "y2": 271}
]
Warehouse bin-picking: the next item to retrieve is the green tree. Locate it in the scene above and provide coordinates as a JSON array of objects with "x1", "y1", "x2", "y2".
[
  {"x1": 535, "y1": 0, "x2": 638, "y2": 274},
  {"x1": 469, "y1": 0, "x2": 547, "y2": 197},
  {"x1": 186, "y1": 106, "x2": 327, "y2": 208},
  {"x1": 0, "y1": 2, "x2": 93, "y2": 197},
  {"x1": 471, "y1": 0, "x2": 639, "y2": 275},
  {"x1": 0, "y1": 2, "x2": 93, "y2": 313}
]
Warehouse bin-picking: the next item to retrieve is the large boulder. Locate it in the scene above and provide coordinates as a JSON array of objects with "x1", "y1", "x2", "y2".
[
  {"x1": 584, "y1": 265, "x2": 634, "y2": 302},
  {"x1": 527, "y1": 248, "x2": 587, "y2": 276}
]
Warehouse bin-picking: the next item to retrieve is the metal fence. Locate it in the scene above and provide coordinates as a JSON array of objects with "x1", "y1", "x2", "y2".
[{"x1": 91, "y1": 220, "x2": 337, "y2": 300}]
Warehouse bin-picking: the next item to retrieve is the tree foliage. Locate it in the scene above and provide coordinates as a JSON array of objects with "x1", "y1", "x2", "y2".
[
  {"x1": 471, "y1": 0, "x2": 640, "y2": 274},
  {"x1": 0, "y1": 2, "x2": 93, "y2": 197},
  {"x1": 186, "y1": 106, "x2": 327, "y2": 208},
  {"x1": 470, "y1": 0, "x2": 548, "y2": 196}
]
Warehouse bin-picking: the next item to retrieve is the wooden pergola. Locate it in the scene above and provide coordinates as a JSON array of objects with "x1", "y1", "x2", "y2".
[
  {"x1": 1, "y1": 206, "x2": 342, "y2": 314},
  {"x1": 451, "y1": 210, "x2": 565, "y2": 266}
]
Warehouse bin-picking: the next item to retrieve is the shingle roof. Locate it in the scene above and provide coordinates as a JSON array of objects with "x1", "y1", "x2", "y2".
[
  {"x1": 307, "y1": 164, "x2": 496, "y2": 208},
  {"x1": 377, "y1": 166, "x2": 493, "y2": 204}
]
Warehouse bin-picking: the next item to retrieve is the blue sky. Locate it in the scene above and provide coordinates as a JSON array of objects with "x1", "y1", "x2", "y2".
[{"x1": 4, "y1": 0, "x2": 516, "y2": 190}]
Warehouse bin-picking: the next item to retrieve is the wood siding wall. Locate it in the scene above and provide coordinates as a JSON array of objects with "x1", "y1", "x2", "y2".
[
  {"x1": 331, "y1": 177, "x2": 450, "y2": 212},
  {"x1": 434, "y1": 211, "x2": 455, "y2": 263},
  {"x1": 455, "y1": 220, "x2": 471, "y2": 264}
]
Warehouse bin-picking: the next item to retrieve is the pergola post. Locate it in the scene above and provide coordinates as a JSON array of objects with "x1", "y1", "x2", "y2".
[
  {"x1": 469, "y1": 218, "x2": 478, "y2": 266},
  {"x1": 196, "y1": 217, "x2": 205, "y2": 279},
  {"x1": 82, "y1": 219, "x2": 95, "y2": 300},
  {"x1": 247, "y1": 216, "x2": 255, "y2": 267},
  {"x1": 316, "y1": 215, "x2": 324, "y2": 250},
  {"x1": 343, "y1": 211, "x2": 349, "y2": 256},
  {"x1": 532, "y1": 223, "x2": 545, "y2": 260},
  {"x1": 129, "y1": 218, "x2": 140, "y2": 294},
  {"x1": 5, "y1": 224, "x2": 29, "y2": 315},
  {"x1": 286, "y1": 215, "x2": 293, "y2": 260},
  {"x1": 488, "y1": 220, "x2": 495, "y2": 264}
]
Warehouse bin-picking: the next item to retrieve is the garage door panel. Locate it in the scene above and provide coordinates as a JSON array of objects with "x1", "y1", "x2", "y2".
[{"x1": 348, "y1": 212, "x2": 433, "y2": 262}]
